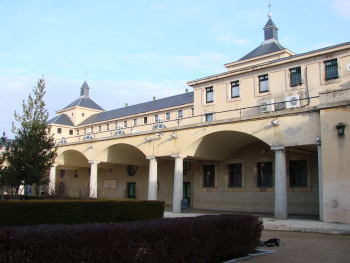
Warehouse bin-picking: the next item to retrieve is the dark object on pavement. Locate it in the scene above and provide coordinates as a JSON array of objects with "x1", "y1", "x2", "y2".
[{"x1": 260, "y1": 238, "x2": 281, "y2": 247}]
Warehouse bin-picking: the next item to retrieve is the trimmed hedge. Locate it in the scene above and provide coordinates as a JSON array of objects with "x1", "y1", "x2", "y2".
[
  {"x1": 0, "y1": 214, "x2": 263, "y2": 263},
  {"x1": 0, "y1": 200, "x2": 165, "y2": 226}
]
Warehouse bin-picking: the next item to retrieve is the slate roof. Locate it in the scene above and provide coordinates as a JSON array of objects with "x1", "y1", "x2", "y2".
[
  {"x1": 61, "y1": 97, "x2": 104, "y2": 111},
  {"x1": 47, "y1": 114, "x2": 74, "y2": 126},
  {"x1": 238, "y1": 40, "x2": 286, "y2": 61},
  {"x1": 79, "y1": 92, "x2": 194, "y2": 126}
]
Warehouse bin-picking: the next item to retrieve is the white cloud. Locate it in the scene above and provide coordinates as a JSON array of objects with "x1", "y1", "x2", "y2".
[{"x1": 333, "y1": 0, "x2": 350, "y2": 19}]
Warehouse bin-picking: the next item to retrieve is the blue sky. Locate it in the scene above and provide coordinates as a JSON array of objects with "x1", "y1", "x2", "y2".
[{"x1": 0, "y1": 0, "x2": 349, "y2": 138}]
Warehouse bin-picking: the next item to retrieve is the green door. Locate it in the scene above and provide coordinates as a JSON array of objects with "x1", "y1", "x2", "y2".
[
  {"x1": 127, "y1": 182, "x2": 136, "y2": 199},
  {"x1": 183, "y1": 182, "x2": 190, "y2": 206}
]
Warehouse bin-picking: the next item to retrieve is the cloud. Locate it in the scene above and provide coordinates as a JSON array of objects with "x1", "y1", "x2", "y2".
[{"x1": 333, "y1": 0, "x2": 350, "y2": 19}]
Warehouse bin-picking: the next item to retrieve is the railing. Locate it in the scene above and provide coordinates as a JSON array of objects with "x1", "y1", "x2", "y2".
[{"x1": 55, "y1": 96, "x2": 319, "y2": 145}]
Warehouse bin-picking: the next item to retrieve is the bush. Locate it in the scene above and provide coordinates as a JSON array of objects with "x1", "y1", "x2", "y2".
[
  {"x1": 0, "y1": 214, "x2": 263, "y2": 263},
  {"x1": 0, "y1": 200, "x2": 165, "y2": 226}
]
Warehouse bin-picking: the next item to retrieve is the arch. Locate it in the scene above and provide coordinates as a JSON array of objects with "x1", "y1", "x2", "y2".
[
  {"x1": 184, "y1": 130, "x2": 264, "y2": 161},
  {"x1": 56, "y1": 149, "x2": 90, "y2": 167},
  {"x1": 98, "y1": 143, "x2": 148, "y2": 166}
]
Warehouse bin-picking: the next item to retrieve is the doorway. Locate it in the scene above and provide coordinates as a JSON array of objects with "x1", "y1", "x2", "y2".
[
  {"x1": 183, "y1": 182, "x2": 191, "y2": 206},
  {"x1": 127, "y1": 182, "x2": 136, "y2": 199}
]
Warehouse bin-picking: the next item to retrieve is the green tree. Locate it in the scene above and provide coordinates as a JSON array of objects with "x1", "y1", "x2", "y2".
[{"x1": 0, "y1": 78, "x2": 57, "y2": 198}]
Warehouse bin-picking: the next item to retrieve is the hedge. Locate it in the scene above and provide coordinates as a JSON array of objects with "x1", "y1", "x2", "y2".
[
  {"x1": 0, "y1": 200, "x2": 165, "y2": 226},
  {"x1": 0, "y1": 214, "x2": 263, "y2": 263}
]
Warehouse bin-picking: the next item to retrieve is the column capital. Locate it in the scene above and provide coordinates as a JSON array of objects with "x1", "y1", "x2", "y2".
[
  {"x1": 51, "y1": 164, "x2": 58, "y2": 167},
  {"x1": 146, "y1": 156, "x2": 156, "y2": 160},
  {"x1": 88, "y1": 160, "x2": 100, "y2": 165},
  {"x1": 271, "y1": 146, "x2": 285, "y2": 151},
  {"x1": 171, "y1": 155, "x2": 187, "y2": 159}
]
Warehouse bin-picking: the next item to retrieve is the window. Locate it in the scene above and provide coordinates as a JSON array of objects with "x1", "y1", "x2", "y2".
[
  {"x1": 324, "y1": 58, "x2": 339, "y2": 80},
  {"x1": 83, "y1": 128, "x2": 86, "y2": 134},
  {"x1": 124, "y1": 121, "x2": 127, "y2": 127},
  {"x1": 57, "y1": 128, "x2": 62, "y2": 134},
  {"x1": 133, "y1": 119, "x2": 137, "y2": 125},
  {"x1": 144, "y1": 117, "x2": 148, "y2": 124},
  {"x1": 115, "y1": 122, "x2": 118, "y2": 129},
  {"x1": 82, "y1": 113, "x2": 85, "y2": 117},
  {"x1": 289, "y1": 160, "x2": 307, "y2": 187},
  {"x1": 166, "y1": 112, "x2": 170, "y2": 120},
  {"x1": 98, "y1": 126, "x2": 101, "y2": 132},
  {"x1": 191, "y1": 108, "x2": 194, "y2": 116},
  {"x1": 205, "y1": 113, "x2": 213, "y2": 122},
  {"x1": 77, "y1": 130, "x2": 79, "y2": 136},
  {"x1": 154, "y1": 115, "x2": 159, "y2": 122},
  {"x1": 60, "y1": 169, "x2": 65, "y2": 178},
  {"x1": 203, "y1": 165, "x2": 215, "y2": 187},
  {"x1": 289, "y1": 67, "x2": 302, "y2": 87},
  {"x1": 106, "y1": 124, "x2": 109, "y2": 130},
  {"x1": 257, "y1": 162, "x2": 273, "y2": 187},
  {"x1": 90, "y1": 127, "x2": 93, "y2": 133},
  {"x1": 259, "y1": 75, "x2": 269, "y2": 93},
  {"x1": 206, "y1": 87, "x2": 214, "y2": 103},
  {"x1": 228, "y1": 163, "x2": 242, "y2": 187},
  {"x1": 231, "y1": 81, "x2": 240, "y2": 98},
  {"x1": 69, "y1": 130, "x2": 73, "y2": 135},
  {"x1": 178, "y1": 110, "x2": 183, "y2": 118}
]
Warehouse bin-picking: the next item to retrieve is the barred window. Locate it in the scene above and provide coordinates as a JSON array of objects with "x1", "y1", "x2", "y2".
[
  {"x1": 203, "y1": 165, "x2": 215, "y2": 187},
  {"x1": 257, "y1": 162, "x2": 273, "y2": 187},
  {"x1": 289, "y1": 67, "x2": 302, "y2": 87},
  {"x1": 228, "y1": 163, "x2": 242, "y2": 187},
  {"x1": 324, "y1": 59, "x2": 339, "y2": 81},
  {"x1": 290, "y1": 160, "x2": 307, "y2": 187}
]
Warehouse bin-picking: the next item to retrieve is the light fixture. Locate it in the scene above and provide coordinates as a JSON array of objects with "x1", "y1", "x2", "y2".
[
  {"x1": 336, "y1": 123, "x2": 346, "y2": 136},
  {"x1": 145, "y1": 137, "x2": 152, "y2": 142},
  {"x1": 86, "y1": 145, "x2": 92, "y2": 148},
  {"x1": 271, "y1": 119, "x2": 279, "y2": 126},
  {"x1": 155, "y1": 132, "x2": 162, "y2": 137},
  {"x1": 170, "y1": 133, "x2": 178, "y2": 139}
]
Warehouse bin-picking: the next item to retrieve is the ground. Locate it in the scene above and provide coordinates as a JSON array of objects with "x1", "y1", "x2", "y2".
[{"x1": 244, "y1": 230, "x2": 350, "y2": 263}]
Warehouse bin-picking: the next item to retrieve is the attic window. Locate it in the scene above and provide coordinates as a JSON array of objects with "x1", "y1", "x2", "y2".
[{"x1": 259, "y1": 75, "x2": 269, "y2": 93}]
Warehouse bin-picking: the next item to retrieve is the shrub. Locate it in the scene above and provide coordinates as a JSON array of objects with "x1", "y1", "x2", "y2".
[
  {"x1": 0, "y1": 214, "x2": 263, "y2": 263},
  {"x1": 0, "y1": 200, "x2": 165, "y2": 226}
]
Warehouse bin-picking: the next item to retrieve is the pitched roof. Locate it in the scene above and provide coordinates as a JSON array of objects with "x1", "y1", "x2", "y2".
[
  {"x1": 238, "y1": 40, "x2": 286, "y2": 61},
  {"x1": 62, "y1": 97, "x2": 104, "y2": 111},
  {"x1": 79, "y1": 92, "x2": 194, "y2": 126},
  {"x1": 47, "y1": 114, "x2": 75, "y2": 126}
]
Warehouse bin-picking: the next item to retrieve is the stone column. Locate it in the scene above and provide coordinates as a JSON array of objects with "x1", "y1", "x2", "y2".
[
  {"x1": 89, "y1": 161, "x2": 100, "y2": 198},
  {"x1": 317, "y1": 142, "x2": 323, "y2": 221},
  {"x1": 146, "y1": 156, "x2": 157, "y2": 200},
  {"x1": 271, "y1": 146, "x2": 288, "y2": 219},
  {"x1": 171, "y1": 155, "x2": 186, "y2": 213},
  {"x1": 49, "y1": 164, "x2": 58, "y2": 195}
]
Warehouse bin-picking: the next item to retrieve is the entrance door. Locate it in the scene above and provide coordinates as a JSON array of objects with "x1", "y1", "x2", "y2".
[
  {"x1": 127, "y1": 182, "x2": 136, "y2": 199},
  {"x1": 183, "y1": 182, "x2": 191, "y2": 206}
]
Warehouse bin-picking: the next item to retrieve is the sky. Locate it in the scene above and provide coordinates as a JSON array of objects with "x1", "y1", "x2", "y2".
[{"x1": 0, "y1": 0, "x2": 349, "y2": 138}]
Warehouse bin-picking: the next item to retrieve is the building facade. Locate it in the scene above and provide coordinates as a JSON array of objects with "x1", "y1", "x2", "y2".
[{"x1": 48, "y1": 15, "x2": 350, "y2": 223}]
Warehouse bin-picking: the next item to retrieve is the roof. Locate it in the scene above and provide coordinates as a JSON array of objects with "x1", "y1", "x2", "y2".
[
  {"x1": 47, "y1": 114, "x2": 74, "y2": 126},
  {"x1": 79, "y1": 91, "x2": 194, "y2": 126},
  {"x1": 188, "y1": 41, "x2": 350, "y2": 85},
  {"x1": 238, "y1": 40, "x2": 286, "y2": 61},
  {"x1": 61, "y1": 97, "x2": 104, "y2": 111}
]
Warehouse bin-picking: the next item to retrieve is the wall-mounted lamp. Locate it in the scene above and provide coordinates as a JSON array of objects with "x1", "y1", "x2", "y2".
[
  {"x1": 86, "y1": 145, "x2": 92, "y2": 148},
  {"x1": 155, "y1": 132, "x2": 163, "y2": 137},
  {"x1": 145, "y1": 137, "x2": 153, "y2": 142},
  {"x1": 336, "y1": 123, "x2": 346, "y2": 136},
  {"x1": 126, "y1": 165, "x2": 137, "y2": 176},
  {"x1": 170, "y1": 133, "x2": 178, "y2": 139},
  {"x1": 271, "y1": 119, "x2": 279, "y2": 126}
]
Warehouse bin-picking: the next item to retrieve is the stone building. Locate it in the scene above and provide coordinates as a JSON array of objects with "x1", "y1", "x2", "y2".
[{"x1": 48, "y1": 14, "x2": 350, "y2": 223}]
